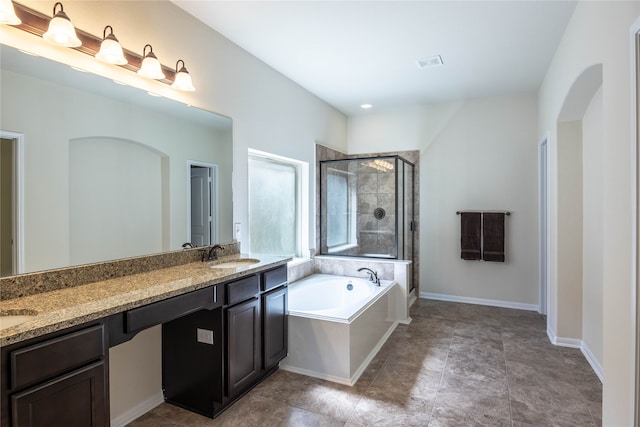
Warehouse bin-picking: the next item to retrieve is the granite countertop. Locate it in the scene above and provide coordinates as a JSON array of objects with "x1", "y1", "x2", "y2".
[{"x1": 0, "y1": 254, "x2": 290, "y2": 346}]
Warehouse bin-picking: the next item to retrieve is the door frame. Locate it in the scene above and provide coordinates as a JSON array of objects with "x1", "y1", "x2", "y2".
[
  {"x1": 632, "y1": 16, "x2": 640, "y2": 427},
  {"x1": 186, "y1": 160, "x2": 219, "y2": 246},
  {"x1": 539, "y1": 133, "x2": 550, "y2": 315},
  {"x1": 1, "y1": 130, "x2": 24, "y2": 275}
]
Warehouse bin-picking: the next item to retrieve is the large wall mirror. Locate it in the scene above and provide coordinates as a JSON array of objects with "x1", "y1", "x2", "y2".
[{"x1": 0, "y1": 45, "x2": 233, "y2": 277}]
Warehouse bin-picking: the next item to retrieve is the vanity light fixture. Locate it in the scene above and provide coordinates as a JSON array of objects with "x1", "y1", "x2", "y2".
[
  {"x1": 137, "y1": 44, "x2": 165, "y2": 79},
  {"x1": 10, "y1": 2, "x2": 194, "y2": 90},
  {"x1": 0, "y1": 0, "x2": 21, "y2": 25},
  {"x1": 171, "y1": 60, "x2": 195, "y2": 92},
  {"x1": 95, "y1": 25, "x2": 127, "y2": 65},
  {"x1": 42, "y1": 2, "x2": 81, "y2": 47}
]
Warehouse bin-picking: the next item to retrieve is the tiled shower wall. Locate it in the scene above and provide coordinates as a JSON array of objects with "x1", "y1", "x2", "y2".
[
  {"x1": 315, "y1": 144, "x2": 420, "y2": 294},
  {"x1": 356, "y1": 160, "x2": 397, "y2": 257}
]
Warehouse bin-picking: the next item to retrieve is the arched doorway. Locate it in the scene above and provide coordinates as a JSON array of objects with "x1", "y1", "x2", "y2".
[{"x1": 552, "y1": 64, "x2": 604, "y2": 380}]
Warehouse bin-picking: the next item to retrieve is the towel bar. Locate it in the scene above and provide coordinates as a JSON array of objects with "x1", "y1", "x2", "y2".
[{"x1": 456, "y1": 211, "x2": 511, "y2": 216}]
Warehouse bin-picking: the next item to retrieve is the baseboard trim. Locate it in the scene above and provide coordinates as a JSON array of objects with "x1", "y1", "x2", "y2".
[
  {"x1": 547, "y1": 328, "x2": 582, "y2": 348},
  {"x1": 547, "y1": 326, "x2": 604, "y2": 383},
  {"x1": 398, "y1": 317, "x2": 413, "y2": 325},
  {"x1": 419, "y1": 292, "x2": 539, "y2": 312},
  {"x1": 581, "y1": 342, "x2": 604, "y2": 383},
  {"x1": 409, "y1": 292, "x2": 417, "y2": 308},
  {"x1": 110, "y1": 392, "x2": 164, "y2": 427}
]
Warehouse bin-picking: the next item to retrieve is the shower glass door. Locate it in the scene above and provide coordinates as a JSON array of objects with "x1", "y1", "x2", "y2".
[{"x1": 320, "y1": 156, "x2": 414, "y2": 263}]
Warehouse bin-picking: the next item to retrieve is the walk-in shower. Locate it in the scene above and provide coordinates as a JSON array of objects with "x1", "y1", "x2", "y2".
[{"x1": 319, "y1": 156, "x2": 414, "y2": 261}]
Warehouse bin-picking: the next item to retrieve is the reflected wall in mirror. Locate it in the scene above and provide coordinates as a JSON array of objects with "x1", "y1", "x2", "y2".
[{"x1": 0, "y1": 45, "x2": 233, "y2": 277}]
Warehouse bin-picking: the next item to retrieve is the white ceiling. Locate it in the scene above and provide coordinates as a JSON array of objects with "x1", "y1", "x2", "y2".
[{"x1": 172, "y1": 1, "x2": 577, "y2": 116}]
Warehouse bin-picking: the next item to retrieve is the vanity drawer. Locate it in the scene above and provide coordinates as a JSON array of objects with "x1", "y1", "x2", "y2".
[
  {"x1": 10, "y1": 324, "x2": 105, "y2": 390},
  {"x1": 226, "y1": 275, "x2": 259, "y2": 306},
  {"x1": 126, "y1": 286, "x2": 218, "y2": 334},
  {"x1": 262, "y1": 265, "x2": 287, "y2": 292}
]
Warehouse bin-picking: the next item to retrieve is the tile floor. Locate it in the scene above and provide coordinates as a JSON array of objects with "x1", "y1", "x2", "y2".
[{"x1": 127, "y1": 299, "x2": 602, "y2": 426}]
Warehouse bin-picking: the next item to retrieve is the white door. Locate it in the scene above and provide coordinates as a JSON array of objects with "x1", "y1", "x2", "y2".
[{"x1": 191, "y1": 166, "x2": 211, "y2": 247}]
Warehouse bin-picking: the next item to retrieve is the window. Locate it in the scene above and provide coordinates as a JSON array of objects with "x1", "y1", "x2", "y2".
[
  {"x1": 325, "y1": 167, "x2": 357, "y2": 252},
  {"x1": 248, "y1": 150, "x2": 308, "y2": 258}
]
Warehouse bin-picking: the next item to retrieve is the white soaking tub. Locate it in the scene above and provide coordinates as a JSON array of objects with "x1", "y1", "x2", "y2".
[{"x1": 280, "y1": 274, "x2": 400, "y2": 385}]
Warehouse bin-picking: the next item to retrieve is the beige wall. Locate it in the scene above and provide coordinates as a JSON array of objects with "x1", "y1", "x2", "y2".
[
  {"x1": 538, "y1": 1, "x2": 640, "y2": 423},
  {"x1": 556, "y1": 121, "x2": 583, "y2": 340},
  {"x1": 349, "y1": 93, "x2": 539, "y2": 308},
  {"x1": 109, "y1": 327, "x2": 162, "y2": 422},
  {"x1": 69, "y1": 137, "x2": 164, "y2": 265},
  {"x1": 581, "y1": 87, "x2": 604, "y2": 367}
]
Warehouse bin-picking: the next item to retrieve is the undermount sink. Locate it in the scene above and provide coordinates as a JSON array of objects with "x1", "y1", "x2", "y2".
[
  {"x1": 0, "y1": 310, "x2": 38, "y2": 330},
  {"x1": 210, "y1": 258, "x2": 260, "y2": 269}
]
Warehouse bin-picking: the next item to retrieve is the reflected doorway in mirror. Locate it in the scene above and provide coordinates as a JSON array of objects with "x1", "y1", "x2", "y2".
[
  {"x1": 0, "y1": 130, "x2": 24, "y2": 277},
  {"x1": 188, "y1": 161, "x2": 219, "y2": 247}
]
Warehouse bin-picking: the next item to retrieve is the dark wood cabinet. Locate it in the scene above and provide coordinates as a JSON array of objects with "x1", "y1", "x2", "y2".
[
  {"x1": 1, "y1": 322, "x2": 108, "y2": 427},
  {"x1": 0, "y1": 262, "x2": 289, "y2": 427},
  {"x1": 263, "y1": 285, "x2": 288, "y2": 370},
  {"x1": 11, "y1": 362, "x2": 107, "y2": 427},
  {"x1": 226, "y1": 296, "x2": 261, "y2": 398},
  {"x1": 162, "y1": 264, "x2": 288, "y2": 419}
]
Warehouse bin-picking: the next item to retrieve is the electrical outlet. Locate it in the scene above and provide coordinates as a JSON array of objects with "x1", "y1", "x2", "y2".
[
  {"x1": 234, "y1": 223, "x2": 241, "y2": 240},
  {"x1": 196, "y1": 328, "x2": 214, "y2": 345}
]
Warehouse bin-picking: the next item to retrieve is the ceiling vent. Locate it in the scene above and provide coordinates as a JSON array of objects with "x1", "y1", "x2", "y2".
[{"x1": 416, "y1": 55, "x2": 443, "y2": 69}]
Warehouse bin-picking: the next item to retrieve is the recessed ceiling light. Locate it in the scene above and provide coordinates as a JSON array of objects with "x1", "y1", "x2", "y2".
[
  {"x1": 361, "y1": 103, "x2": 373, "y2": 109},
  {"x1": 416, "y1": 55, "x2": 443, "y2": 69}
]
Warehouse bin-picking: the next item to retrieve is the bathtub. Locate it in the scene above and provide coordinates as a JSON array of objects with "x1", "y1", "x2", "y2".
[{"x1": 280, "y1": 274, "x2": 400, "y2": 385}]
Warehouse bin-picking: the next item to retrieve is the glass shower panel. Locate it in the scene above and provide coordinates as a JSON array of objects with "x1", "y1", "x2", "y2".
[
  {"x1": 357, "y1": 158, "x2": 396, "y2": 258},
  {"x1": 320, "y1": 155, "x2": 414, "y2": 261},
  {"x1": 403, "y1": 161, "x2": 415, "y2": 291},
  {"x1": 396, "y1": 159, "x2": 405, "y2": 259}
]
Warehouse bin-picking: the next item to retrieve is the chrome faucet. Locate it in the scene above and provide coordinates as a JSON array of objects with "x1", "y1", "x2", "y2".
[
  {"x1": 202, "y1": 244, "x2": 224, "y2": 262},
  {"x1": 358, "y1": 267, "x2": 380, "y2": 286}
]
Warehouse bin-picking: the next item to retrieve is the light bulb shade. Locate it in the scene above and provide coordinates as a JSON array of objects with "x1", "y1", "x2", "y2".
[
  {"x1": 137, "y1": 45, "x2": 165, "y2": 79},
  {"x1": 0, "y1": 0, "x2": 21, "y2": 25},
  {"x1": 43, "y1": 3, "x2": 81, "y2": 47},
  {"x1": 95, "y1": 29, "x2": 127, "y2": 65},
  {"x1": 171, "y1": 62, "x2": 195, "y2": 91}
]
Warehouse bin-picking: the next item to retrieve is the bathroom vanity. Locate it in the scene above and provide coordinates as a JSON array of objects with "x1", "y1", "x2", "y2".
[
  {"x1": 0, "y1": 254, "x2": 289, "y2": 427},
  {"x1": 162, "y1": 265, "x2": 288, "y2": 418}
]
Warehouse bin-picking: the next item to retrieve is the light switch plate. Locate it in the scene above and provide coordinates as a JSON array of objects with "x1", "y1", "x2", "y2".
[
  {"x1": 234, "y1": 223, "x2": 241, "y2": 240},
  {"x1": 196, "y1": 328, "x2": 214, "y2": 345}
]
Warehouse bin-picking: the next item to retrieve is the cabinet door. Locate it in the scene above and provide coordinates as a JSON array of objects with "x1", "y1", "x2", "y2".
[
  {"x1": 226, "y1": 297, "x2": 261, "y2": 398},
  {"x1": 11, "y1": 362, "x2": 107, "y2": 427},
  {"x1": 263, "y1": 285, "x2": 288, "y2": 370}
]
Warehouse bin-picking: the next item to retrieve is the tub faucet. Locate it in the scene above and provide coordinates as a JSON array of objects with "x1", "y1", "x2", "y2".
[
  {"x1": 202, "y1": 244, "x2": 224, "y2": 262},
  {"x1": 358, "y1": 267, "x2": 380, "y2": 286}
]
